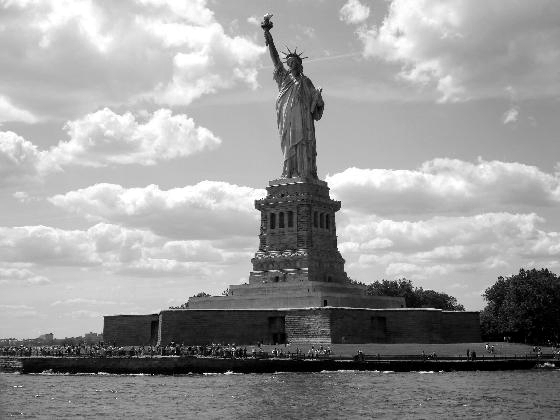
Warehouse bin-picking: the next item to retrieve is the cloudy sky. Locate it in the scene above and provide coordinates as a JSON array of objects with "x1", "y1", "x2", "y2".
[{"x1": 1, "y1": 0, "x2": 559, "y2": 338}]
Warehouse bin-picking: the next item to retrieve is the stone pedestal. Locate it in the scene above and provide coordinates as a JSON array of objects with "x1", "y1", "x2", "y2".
[{"x1": 249, "y1": 177, "x2": 347, "y2": 285}]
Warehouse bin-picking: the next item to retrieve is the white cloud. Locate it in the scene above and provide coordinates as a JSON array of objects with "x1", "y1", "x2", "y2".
[
  {"x1": 49, "y1": 181, "x2": 263, "y2": 239},
  {"x1": 0, "y1": 225, "x2": 102, "y2": 266},
  {"x1": 302, "y1": 26, "x2": 316, "y2": 39},
  {"x1": 0, "y1": 95, "x2": 38, "y2": 124},
  {"x1": 51, "y1": 298, "x2": 125, "y2": 306},
  {"x1": 36, "y1": 0, "x2": 113, "y2": 51},
  {"x1": 0, "y1": 303, "x2": 38, "y2": 318},
  {"x1": 340, "y1": 0, "x2": 370, "y2": 25},
  {"x1": 13, "y1": 191, "x2": 30, "y2": 202},
  {"x1": 340, "y1": 213, "x2": 547, "y2": 254},
  {"x1": 357, "y1": 0, "x2": 560, "y2": 101},
  {"x1": 116, "y1": 258, "x2": 218, "y2": 278},
  {"x1": 327, "y1": 158, "x2": 560, "y2": 216},
  {"x1": 69, "y1": 310, "x2": 102, "y2": 319},
  {"x1": 0, "y1": 222, "x2": 249, "y2": 278},
  {"x1": 385, "y1": 262, "x2": 451, "y2": 279},
  {"x1": 502, "y1": 107, "x2": 519, "y2": 125},
  {"x1": 339, "y1": 212, "x2": 560, "y2": 280},
  {"x1": 0, "y1": 108, "x2": 220, "y2": 185},
  {"x1": 0, "y1": 266, "x2": 51, "y2": 285},
  {"x1": 46, "y1": 108, "x2": 221, "y2": 168},
  {"x1": 153, "y1": 241, "x2": 224, "y2": 262},
  {"x1": 502, "y1": 86, "x2": 520, "y2": 125},
  {"x1": 0, "y1": 0, "x2": 265, "y2": 119},
  {"x1": 146, "y1": 21, "x2": 264, "y2": 105},
  {"x1": 1, "y1": 178, "x2": 264, "y2": 279},
  {"x1": 247, "y1": 16, "x2": 260, "y2": 26},
  {"x1": 0, "y1": 131, "x2": 45, "y2": 187},
  {"x1": 0, "y1": 304, "x2": 33, "y2": 310}
]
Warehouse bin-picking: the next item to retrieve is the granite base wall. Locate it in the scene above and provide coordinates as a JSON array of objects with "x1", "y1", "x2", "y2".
[
  {"x1": 441, "y1": 311, "x2": 481, "y2": 343},
  {"x1": 330, "y1": 309, "x2": 445, "y2": 343},
  {"x1": 158, "y1": 310, "x2": 286, "y2": 345},
  {"x1": 103, "y1": 314, "x2": 159, "y2": 346},
  {"x1": 329, "y1": 308, "x2": 481, "y2": 344},
  {"x1": 150, "y1": 308, "x2": 480, "y2": 345}
]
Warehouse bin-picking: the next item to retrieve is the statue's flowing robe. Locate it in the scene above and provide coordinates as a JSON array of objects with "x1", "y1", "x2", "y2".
[{"x1": 274, "y1": 64, "x2": 323, "y2": 179}]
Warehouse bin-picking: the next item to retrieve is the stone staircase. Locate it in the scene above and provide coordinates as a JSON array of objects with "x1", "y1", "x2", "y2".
[{"x1": 286, "y1": 311, "x2": 331, "y2": 344}]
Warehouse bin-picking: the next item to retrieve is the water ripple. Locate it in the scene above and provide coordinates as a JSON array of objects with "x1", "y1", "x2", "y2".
[{"x1": 1, "y1": 370, "x2": 559, "y2": 419}]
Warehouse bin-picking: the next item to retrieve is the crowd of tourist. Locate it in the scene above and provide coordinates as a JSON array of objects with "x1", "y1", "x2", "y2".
[
  {"x1": 2, "y1": 342, "x2": 558, "y2": 360},
  {"x1": 0, "y1": 344, "x2": 166, "y2": 358},
  {"x1": 546, "y1": 345, "x2": 560, "y2": 359},
  {"x1": 0, "y1": 343, "x2": 334, "y2": 360},
  {"x1": 485, "y1": 343, "x2": 496, "y2": 354},
  {"x1": 421, "y1": 350, "x2": 438, "y2": 361}
]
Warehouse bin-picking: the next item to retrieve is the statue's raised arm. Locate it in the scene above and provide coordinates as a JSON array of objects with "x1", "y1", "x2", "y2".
[
  {"x1": 261, "y1": 13, "x2": 324, "y2": 180},
  {"x1": 261, "y1": 14, "x2": 281, "y2": 69}
]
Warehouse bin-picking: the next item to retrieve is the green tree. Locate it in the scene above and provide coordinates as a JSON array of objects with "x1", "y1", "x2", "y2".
[
  {"x1": 192, "y1": 292, "x2": 211, "y2": 298},
  {"x1": 365, "y1": 278, "x2": 465, "y2": 311},
  {"x1": 169, "y1": 292, "x2": 211, "y2": 309},
  {"x1": 481, "y1": 268, "x2": 560, "y2": 343},
  {"x1": 415, "y1": 289, "x2": 465, "y2": 311}
]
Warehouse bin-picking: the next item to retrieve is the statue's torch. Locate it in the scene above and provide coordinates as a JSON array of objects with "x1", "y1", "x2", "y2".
[{"x1": 261, "y1": 13, "x2": 273, "y2": 45}]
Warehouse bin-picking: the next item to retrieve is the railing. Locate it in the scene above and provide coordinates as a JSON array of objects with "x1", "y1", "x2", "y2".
[
  {"x1": 1, "y1": 347, "x2": 557, "y2": 362},
  {"x1": 360, "y1": 353, "x2": 556, "y2": 361}
]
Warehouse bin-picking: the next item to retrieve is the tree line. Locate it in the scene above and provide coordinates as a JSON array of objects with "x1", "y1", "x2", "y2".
[
  {"x1": 480, "y1": 268, "x2": 560, "y2": 344},
  {"x1": 359, "y1": 278, "x2": 465, "y2": 311}
]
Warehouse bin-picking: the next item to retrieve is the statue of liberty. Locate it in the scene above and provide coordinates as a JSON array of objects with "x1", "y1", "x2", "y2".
[{"x1": 262, "y1": 15, "x2": 324, "y2": 179}]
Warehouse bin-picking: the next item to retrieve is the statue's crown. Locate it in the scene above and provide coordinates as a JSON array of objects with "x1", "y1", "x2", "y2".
[{"x1": 281, "y1": 47, "x2": 308, "y2": 63}]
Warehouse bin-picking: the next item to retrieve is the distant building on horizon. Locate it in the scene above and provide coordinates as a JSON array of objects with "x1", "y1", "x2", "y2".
[
  {"x1": 84, "y1": 332, "x2": 103, "y2": 344},
  {"x1": 37, "y1": 333, "x2": 54, "y2": 344}
]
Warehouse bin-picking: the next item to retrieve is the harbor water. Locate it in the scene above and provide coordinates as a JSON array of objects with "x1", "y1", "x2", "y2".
[{"x1": 1, "y1": 369, "x2": 559, "y2": 419}]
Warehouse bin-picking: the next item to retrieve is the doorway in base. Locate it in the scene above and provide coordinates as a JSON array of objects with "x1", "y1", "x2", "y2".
[{"x1": 268, "y1": 316, "x2": 286, "y2": 344}]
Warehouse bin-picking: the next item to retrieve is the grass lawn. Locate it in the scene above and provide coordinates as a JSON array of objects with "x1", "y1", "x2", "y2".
[{"x1": 256, "y1": 342, "x2": 551, "y2": 358}]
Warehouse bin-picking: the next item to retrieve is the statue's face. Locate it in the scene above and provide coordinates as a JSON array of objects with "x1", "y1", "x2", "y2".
[{"x1": 287, "y1": 57, "x2": 303, "y2": 75}]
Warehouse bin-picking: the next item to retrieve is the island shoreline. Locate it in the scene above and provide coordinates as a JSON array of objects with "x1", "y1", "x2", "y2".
[{"x1": 3, "y1": 356, "x2": 558, "y2": 375}]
